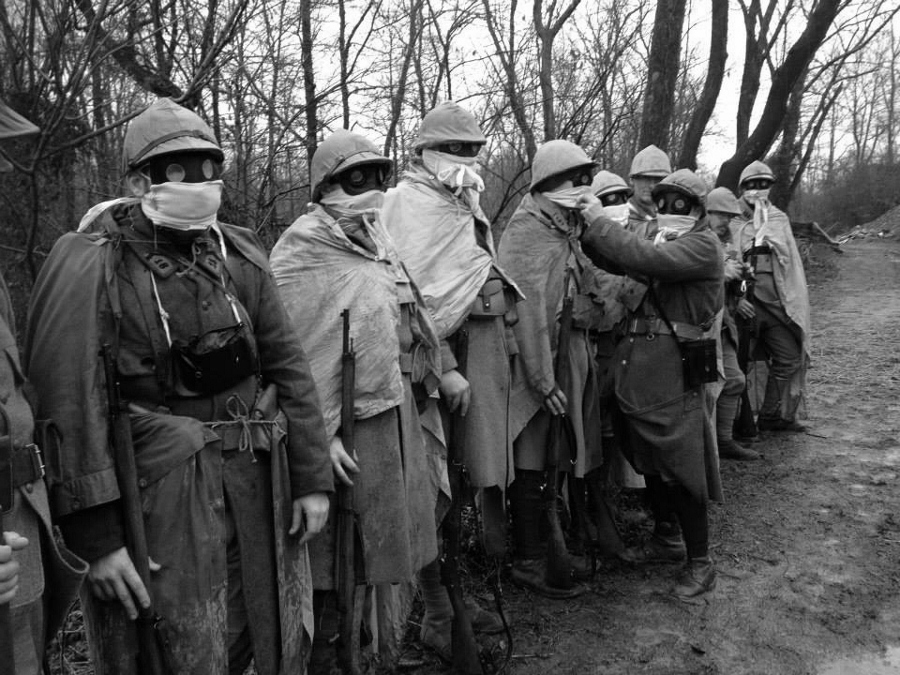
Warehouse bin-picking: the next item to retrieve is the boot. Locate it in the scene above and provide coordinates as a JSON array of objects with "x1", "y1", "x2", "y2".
[
  {"x1": 465, "y1": 598, "x2": 505, "y2": 635},
  {"x1": 671, "y1": 556, "x2": 716, "y2": 599},
  {"x1": 623, "y1": 519, "x2": 686, "y2": 565},
  {"x1": 417, "y1": 559, "x2": 453, "y2": 662},
  {"x1": 510, "y1": 558, "x2": 587, "y2": 599},
  {"x1": 757, "y1": 416, "x2": 807, "y2": 432},
  {"x1": 758, "y1": 376, "x2": 807, "y2": 432},
  {"x1": 718, "y1": 437, "x2": 761, "y2": 461}
]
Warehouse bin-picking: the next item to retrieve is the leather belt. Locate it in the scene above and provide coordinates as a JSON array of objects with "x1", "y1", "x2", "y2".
[
  {"x1": 11, "y1": 442, "x2": 45, "y2": 487},
  {"x1": 399, "y1": 352, "x2": 413, "y2": 374},
  {"x1": 628, "y1": 317, "x2": 706, "y2": 340}
]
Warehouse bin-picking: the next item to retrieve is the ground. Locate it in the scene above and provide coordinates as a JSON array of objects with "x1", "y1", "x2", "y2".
[
  {"x1": 398, "y1": 237, "x2": 900, "y2": 675},
  {"x1": 48, "y1": 238, "x2": 900, "y2": 675}
]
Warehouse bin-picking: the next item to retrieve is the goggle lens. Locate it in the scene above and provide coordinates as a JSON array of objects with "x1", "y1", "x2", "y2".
[
  {"x1": 600, "y1": 192, "x2": 628, "y2": 206},
  {"x1": 433, "y1": 142, "x2": 482, "y2": 157},
  {"x1": 656, "y1": 192, "x2": 694, "y2": 215},
  {"x1": 336, "y1": 164, "x2": 389, "y2": 194},
  {"x1": 143, "y1": 153, "x2": 221, "y2": 184}
]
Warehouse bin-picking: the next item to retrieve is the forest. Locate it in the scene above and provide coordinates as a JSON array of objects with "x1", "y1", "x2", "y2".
[{"x1": 1, "y1": 0, "x2": 899, "y2": 312}]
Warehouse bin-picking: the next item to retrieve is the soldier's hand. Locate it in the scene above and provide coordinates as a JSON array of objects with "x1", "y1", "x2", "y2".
[
  {"x1": 0, "y1": 531, "x2": 29, "y2": 605},
  {"x1": 543, "y1": 386, "x2": 568, "y2": 416},
  {"x1": 88, "y1": 547, "x2": 151, "y2": 620},
  {"x1": 292, "y1": 493, "x2": 329, "y2": 545},
  {"x1": 736, "y1": 297, "x2": 756, "y2": 320},
  {"x1": 439, "y1": 369, "x2": 471, "y2": 416},
  {"x1": 329, "y1": 436, "x2": 359, "y2": 487},
  {"x1": 724, "y1": 258, "x2": 744, "y2": 282}
]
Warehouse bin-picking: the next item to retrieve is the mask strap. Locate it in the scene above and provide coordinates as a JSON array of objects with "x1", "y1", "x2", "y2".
[{"x1": 150, "y1": 273, "x2": 173, "y2": 348}]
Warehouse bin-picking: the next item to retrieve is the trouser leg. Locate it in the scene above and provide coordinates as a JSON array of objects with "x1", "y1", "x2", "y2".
[
  {"x1": 644, "y1": 475, "x2": 680, "y2": 538},
  {"x1": 756, "y1": 304, "x2": 803, "y2": 421},
  {"x1": 717, "y1": 339, "x2": 745, "y2": 440},
  {"x1": 666, "y1": 484, "x2": 709, "y2": 560},
  {"x1": 508, "y1": 469, "x2": 545, "y2": 561}
]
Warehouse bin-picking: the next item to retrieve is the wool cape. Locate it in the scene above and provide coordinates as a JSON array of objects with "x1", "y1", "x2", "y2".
[
  {"x1": 269, "y1": 204, "x2": 441, "y2": 586},
  {"x1": 581, "y1": 205, "x2": 725, "y2": 504},
  {"x1": 381, "y1": 164, "x2": 522, "y2": 491},
  {"x1": 25, "y1": 207, "x2": 331, "y2": 674},
  {"x1": 498, "y1": 193, "x2": 603, "y2": 477}
]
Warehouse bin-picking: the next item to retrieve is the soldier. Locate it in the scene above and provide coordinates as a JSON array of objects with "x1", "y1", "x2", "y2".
[
  {"x1": 707, "y1": 187, "x2": 760, "y2": 460},
  {"x1": 25, "y1": 98, "x2": 332, "y2": 674},
  {"x1": 627, "y1": 144, "x2": 672, "y2": 240},
  {"x1": 498, "y1": 140, "x2": 606, "y2": 597},
  {"x1": 0, "y1": 97, "x2": 87, "y2": 675},
  {"x1": 381, "y1": 101, "x2": 514, "y2": 659},
  {"x1": 577, "y1": 169, "x2": 724, "y2": 599},
  {"x1": 731, "y1": 161, "x2": 811, "y2": 433},
  {"x1": 269, "y1": 130, "x2": 442, "y2": 671}
]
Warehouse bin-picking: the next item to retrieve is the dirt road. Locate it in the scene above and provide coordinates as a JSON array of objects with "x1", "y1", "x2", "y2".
[{"x1": 483, "y1": 238, "x2": 900, "y2": 675}]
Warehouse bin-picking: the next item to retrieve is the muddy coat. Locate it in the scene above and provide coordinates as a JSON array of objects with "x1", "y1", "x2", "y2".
[
  {"x1": 25, "y1": 204, "x2": 332, "y2": 674},
  {"x1": 382, "y1": 164, "x2": 522, "y2": 491},
  {"x1": 1, "y1": 273, "x2": 87, "y2": 673},
  {"x1": 581, "y1": 205, "x2": 724, "y2": 503},
  {"x1": 270, "y1": 205, "x2": 441, "y2": 587},
  {"x1": 498, "y1": 193, "x2": 603, "y2": 477}
]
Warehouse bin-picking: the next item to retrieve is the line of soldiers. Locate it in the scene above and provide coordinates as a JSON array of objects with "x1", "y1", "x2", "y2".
[{"x1": 0, "y1": 96, "x2": 810, "y2": 674}]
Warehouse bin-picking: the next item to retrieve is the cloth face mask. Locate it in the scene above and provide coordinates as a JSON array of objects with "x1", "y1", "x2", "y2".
[
  {"x1": 603, "y1": 203, "x2": 630, "y2": 226},
  {"x1": 141, "y1": 180, "x2": 224, "y2": 232},
  {"x1": 422, "y1": 149, "x2": 485, "y2": 197},
  {"x1": 320, "y1": 186, "x2": 385, "y2": 218},
  {"x1": 543, "y1": 186, "x2": 588, "y2": 210},
  {"x1": 654, "y1": 214, "x2": 697, "y2": 244}
]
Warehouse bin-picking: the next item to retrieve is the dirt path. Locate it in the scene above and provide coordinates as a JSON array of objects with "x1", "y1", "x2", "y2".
[{"x1": 489, "y1": 238, "x2": 900, "y2": 675}]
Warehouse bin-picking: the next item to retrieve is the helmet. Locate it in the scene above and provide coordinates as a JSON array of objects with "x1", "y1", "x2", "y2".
[
  {"x1": 414, "y1": 101, "x2": 487, "y2": 150},
  {"x1": 629, "y1": 144, "x2": 672, "y2": 178},
  {"x1": 591, "y1": 170, "x2": 632, "y2": 199},
  {"x1": 311, "y1": 129, "x2": 392, "y2": 201},
  {"x1": 651, "y1": 169, "x2": 708, "y2": 207},
  {"x1": 706, "y1": 186, "x2": 741, "y2": 215},
  {"x1": 122, "y1": 98, "x2": 223, "y2": 173},
  {"x1": 530, "y1": 140, "x2": 597, "y2": 191},
  {"x1": 739, "y1": 160, "x2": 775, "y2": 187},
  {"x1": 0, "y1": 98, "x2": 39, "y2": 173}
]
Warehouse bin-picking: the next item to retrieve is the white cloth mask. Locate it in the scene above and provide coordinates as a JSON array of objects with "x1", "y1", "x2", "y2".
[
  {"x1": 141, "y1": 180, "x2": 223, "y2": 232},
  {"x1": 422, "y1": 149, "x2": 484, "y2": 210},
  {"x1": 603, "y1": 203, "x2": 629, "y2": 226},
  {"x1": 320, "y1": 187, "x2": 385, "y2": 217},
  {"x1": 544, "y1": 186, "x2": 588, "y2": 210},
  {"x1": 654, "y1": 214, "x2": 697, "y2": 245},
  {"x1": 743, "y1": 189, "x2": 770, "y2": 206}
]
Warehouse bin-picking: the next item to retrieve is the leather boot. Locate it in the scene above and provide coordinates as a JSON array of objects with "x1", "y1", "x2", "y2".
[
  {"x1": 510, "y1": 558, "x2": 587, "y2": 599},
  {"x1": 718, "y1": 437, "x2": 761, "y2": 461},
  {"x1": 417, "y1": 559, "x2": 453, "y2": 662},
  {"x1": 671, "y1": 556, "x2": 716, "y2": 599}
]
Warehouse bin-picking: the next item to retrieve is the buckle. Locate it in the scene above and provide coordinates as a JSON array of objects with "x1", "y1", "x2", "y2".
[{"x1": 25, "y1": 443, "x2": 45, "y2": 480}]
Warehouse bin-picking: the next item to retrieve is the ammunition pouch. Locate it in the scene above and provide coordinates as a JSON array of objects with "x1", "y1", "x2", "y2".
[
  {"x1": 172, "y1": 323, "x2": 257, "y2": 396},
  {"x1": 679, "y1": 338, "x2": 718, "y2": 389},
  {"x1": 468, "y1": 277, "x2": 519, "y2": 326}
]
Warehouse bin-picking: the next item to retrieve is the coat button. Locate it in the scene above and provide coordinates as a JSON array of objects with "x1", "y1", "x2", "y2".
[
  {"x1": 25, "y1": 483, "x2": 33, "y2": 493},
  {"x1": 138, "y1": 478, "x2": 148, "y2": 488},
  {"x1": 202, "y1": 300, "x2": 211, "y2": 310}
]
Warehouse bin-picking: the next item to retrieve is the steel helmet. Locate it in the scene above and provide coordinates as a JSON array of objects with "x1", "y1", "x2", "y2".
[
  {"x1": 122, "y1": 98, "x2": 223, "y2": 173},
  {"x1": 311, "y1": 129, "x2": 392, "y2": 202},
  {"x1": 529, "y1": 140, "x2": 597, "y2": 191},
  {"x1": 591, "y1": 170, "x2": 633, "y2": 199},
  {"x1": 706, "y1": 187, "x2": 741, "y2": 215},
  {"x1": 651, "y1": 169, "x2": 708, "y2": 207},
  {"x1": 629, "y1": 144, "x2": 672, "y2": 179},
  {"x1": 739, "y1": 160, "x2": 776, "y2": 188},
  {"x1": 413, "y1": 101, "x2": 487, "y2": 150}
]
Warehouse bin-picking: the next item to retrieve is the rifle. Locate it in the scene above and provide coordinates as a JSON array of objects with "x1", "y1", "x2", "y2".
[
  {"x1": 101, "y1": 345, "x2": 171, "y2": 675},
  {"x1": 335, "y1": 310, "x2": 364, "y2": 675},
  {"x1": 733, "y1": 276, "x2": 758, "y2": 439},
  {"x1": 440, "y1": 325, "x2": 483, "y2": 675},
  {"x1": 0, "y1": 412, "x2": 14, "y2": 671},
  {"x1": 544, "y1": 294, "x2": 576, "y2": 590}
]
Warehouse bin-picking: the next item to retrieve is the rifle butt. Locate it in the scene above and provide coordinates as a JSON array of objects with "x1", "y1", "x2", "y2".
[
  {"x1": 544, "y1": 496, "x2": 575, "y2": 590},
  {"x1": 451, "y1": 606, "x2": 483, "y2": 674},
  {"x1": 734, "y1": 389, "x2": 758, "y2": 438}
]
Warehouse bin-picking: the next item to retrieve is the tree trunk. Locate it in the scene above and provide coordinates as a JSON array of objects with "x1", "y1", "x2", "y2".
[
  {"x1": 638, "y1": 0, "x2": 687, "y2": 150},
  {"x1": 300, "y1": 0, "x2": 318, "y2": 185},
  {"x1": 677, "y1": 0, "x2": 728, "y2": 170},
  {"x1": 716, "y1": 0, "x2": 842, "y2": 190}
]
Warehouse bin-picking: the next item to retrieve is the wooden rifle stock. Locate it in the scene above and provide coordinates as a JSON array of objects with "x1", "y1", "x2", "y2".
[
  {"x1": 545, "y1": 294, "x2": 576, "y2": 590},
  {"x1": 335, "y1": 310, "x2": 364, "y2": 675},
  {"x1": 0, "y1": 421, "x2": 14, "y2": 672},
  {"x1": 101, "y1": 345, "x2": 171, "y2": 675},
  {"x1": 441, "y1": 326, "x2": 483, "y2": 675},
  {"x1": 733, "y1": 313, "x2": 758, "y2": 439}
]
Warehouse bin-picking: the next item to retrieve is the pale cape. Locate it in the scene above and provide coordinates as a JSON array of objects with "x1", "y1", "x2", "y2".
[
  {"x1": 381, "y1": 164, "x2": 496, "y2": 337},
  {"x1": 270, "y1": 204, "x2": 441, "y2": 438}
]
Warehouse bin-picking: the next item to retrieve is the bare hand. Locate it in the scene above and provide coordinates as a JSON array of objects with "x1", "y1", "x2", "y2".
[
  {"x1": 543, "y1": 386, "x2": 568, "y2": 416},
  {"x1": 329, "y1": 435, "x2": 359, "y2": 487},
  {"x1": 0, "y1": 531, "x2": 29, "y2": 605},
  {"x1": 439, "y1": 369, "x2": 471, "y2": 416},
  {"x1": 291, "y1": 493, "x2": 329, "y2": 545},
  {"x1": 577, "y1": 192, "x2": 601, "y2": 211},
  {"x1": 87, "y1": 547, "x2": 152, "y2": 620},
  {"x1": 724, "y1": 258, "x2": 744, "y2": 282},
  {"x1": 736, "y1": 297, "x2": 756, "y2": 320}
]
